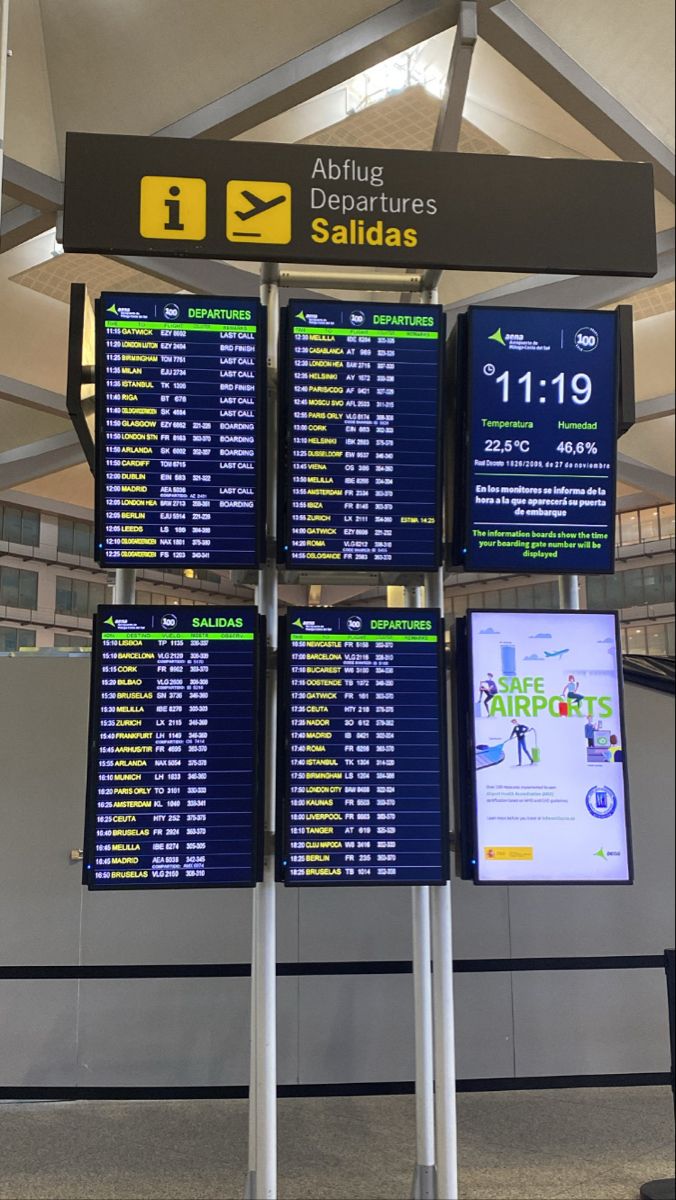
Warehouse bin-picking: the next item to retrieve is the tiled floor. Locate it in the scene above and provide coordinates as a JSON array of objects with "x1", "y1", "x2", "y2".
[{"x1": 0, "y1": 1086, "x2": 673, "y2": 1199}]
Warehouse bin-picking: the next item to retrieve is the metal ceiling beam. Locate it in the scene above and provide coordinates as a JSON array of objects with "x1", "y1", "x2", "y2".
[
  {"x1": 111, "y1": 254, "x2": 332, "y2": 301},
  {"x1": 0, "y1": 486, "x2": 94, "y2": 521},
  {"x1": 444, "y1": 228, "x2": 675, "y2": 321},
  {"x1": 0, "y1": 202, "x2": 57, "y2": 252},
  {"x1": 155, "y1": 0, "x2": 468, "y2": 141},
  {"x1": 616, "y1": 489, "x2": 659, "y2": 513},
  {"x1": 617, "y1": 452, "x2": 674, "y2": 501},
  {"x1": 0, "y1": 373, "x2": 68, "y2": 417},
  {"x1": 634, "y1": 393, "x2": 674, "y2": 423},
  {"x1": 0, "y1": 431, "x2": 83, "y2": 490},
  {"x1": 480, "y1": 0, "x2": 675, "y2": 202},
  {"x1": 110, "y1": 254, "x2": 264, "y2": 297},
  {"x1": 433, "y1": 1, "x2": 478, "y2": 152},
  {"x1": 1, "y1": 156, "x2": 63, "y2": 209}
]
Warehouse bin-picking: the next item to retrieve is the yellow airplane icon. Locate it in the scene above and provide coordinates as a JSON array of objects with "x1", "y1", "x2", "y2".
[
  {"x1": 235, "y1": 190, "x2": 287, "y2": 222},
  {"x1": 226, "y1": 180, "x2": 292, "y2": 244}
]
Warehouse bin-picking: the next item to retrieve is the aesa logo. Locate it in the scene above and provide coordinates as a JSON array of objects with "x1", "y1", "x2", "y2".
[{"x1": 586, "y1": 785, "x2": 617, "y2": 818}]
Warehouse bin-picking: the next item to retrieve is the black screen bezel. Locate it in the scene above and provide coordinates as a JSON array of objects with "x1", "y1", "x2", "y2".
[
  {"x1": 277, "y1": 605, "x2": 451, "y2": 887},
  {"x1": 280, "y1": 299, "x2": 446, "y2": 572},
  {"x1": 458, "y1": 305, "x2": 620, "y2": 575},
  {"x1": 94, "y1": 293, "x2": 267, "y2": 569},
  {"x1": 83, "y1": 603, "x2": 265, "y2": 890},
  {"x1": 459, "y1": 606, "x2": 634, "y2": 886}
]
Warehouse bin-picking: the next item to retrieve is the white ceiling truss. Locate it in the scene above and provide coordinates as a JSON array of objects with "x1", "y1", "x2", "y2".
[{"x1": 480, "y1": 0, "x2": 675, "y2": 202}]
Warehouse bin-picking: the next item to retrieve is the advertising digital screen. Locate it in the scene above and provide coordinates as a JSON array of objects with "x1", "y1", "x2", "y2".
[
  {"x1": 457, "y1": 306, "x2": 619, "y2": 573},
  {"x1": 279, "y1": 606, "x2": 449, "y2": 885},
  {"x1": 84, "y1": 605, "x2": 263, "y2": 890},
  {"x1": 458, "y1": 609, "x2": 632, "y2": 884},
  {"x1": 96, "y1": 293, "x2": 265, "y2": 567},
  {"x1": 281, "y1": 299, "x2": 444, "y2": 569}
]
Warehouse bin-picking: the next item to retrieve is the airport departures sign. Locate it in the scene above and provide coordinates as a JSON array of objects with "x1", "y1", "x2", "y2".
[{"x1": 63, "y1": 133, "x2": 657, "y2": 277}]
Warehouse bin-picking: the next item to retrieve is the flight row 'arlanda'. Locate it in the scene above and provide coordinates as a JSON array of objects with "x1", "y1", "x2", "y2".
[{"x1": 95, "y1": 293, "x2": 628, "y2": 576}]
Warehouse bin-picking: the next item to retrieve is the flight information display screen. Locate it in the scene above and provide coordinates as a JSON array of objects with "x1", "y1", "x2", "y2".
[
  {"x1": 459, "y1": 306, "x2": 619, "y2": 573},
  {"x1": 281, "y1": 300, "x2": 444, "y2": 569},
  {"x1": 84, "y1": 605, "x2": 263, "y2": 890},
  {"x1": 456, "y1": 608, "x2": 632, "y2": 884},
  {"x1": 95, "y1": 293, "x2": 265, "y2": 567},
  {"x1": 278, "y1": 606, "x2": 449, "y2": 886}
]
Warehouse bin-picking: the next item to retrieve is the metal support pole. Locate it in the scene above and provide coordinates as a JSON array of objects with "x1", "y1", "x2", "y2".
[
  {"x1": 425, "y1": 566, "x2": 459, "y2": 1200},
  {"x1": 405, "y1": 579, "x2": 437, "y2": 1200},
  {"x1": 558, "y1": 574, "x2": 581, "y2": 611},
  {"x1": 0, "y1": 0, "x2": 9, "y2": 202},
  {"x1": 113, "y1": 568, "x2": 136, "y2": 605},
  {"x1": 401, "y1": 586, "x2": 437, "y2": 1196},
  {"x1": 404, "y1": 295, "x2": 438, "y2": 1200},
  {"x1": 248, "y1": 262, "x2": 279, "y2": 1200},
  {"x1": 244, "y1": 888, "x2": 258, "y2": 1200}
]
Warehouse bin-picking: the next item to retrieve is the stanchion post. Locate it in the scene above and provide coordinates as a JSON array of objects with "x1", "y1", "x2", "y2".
[{"x1": 248, "y1": 262, "x2": 280, "y2": 1200}]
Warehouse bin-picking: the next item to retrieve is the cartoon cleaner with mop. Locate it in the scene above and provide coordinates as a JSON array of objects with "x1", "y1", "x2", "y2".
[{"x1": 509, "y1": 719, "x2": 536, "y2": 766}]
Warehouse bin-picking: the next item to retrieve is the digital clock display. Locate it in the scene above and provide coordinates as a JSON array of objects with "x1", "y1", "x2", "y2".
[
  {"x1": 84, "y1": 605, "x2": 263, "y2": 890},
  {"x1": 95, "y1": 293, "x2": 265, "y2": 568},
  {"x1": 458, "y1": 306, "x2": 619, "y2": 573},
  {"x1": 281, "y1": 299, "x2": 444, "y2": 570},
  {"x1": 278, "y1": 606, "x2": 449, "y2": 886}
]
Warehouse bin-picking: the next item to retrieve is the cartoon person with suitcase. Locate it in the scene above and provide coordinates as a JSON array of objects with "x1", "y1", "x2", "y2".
[{"x1": 562, "y1": 674, "x2": 584, "y2": 713}]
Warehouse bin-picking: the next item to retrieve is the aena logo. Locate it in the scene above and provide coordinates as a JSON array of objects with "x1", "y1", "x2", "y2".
[
  {"x1": 163, "y1": 302, "x2": 180, "y2": 321},
  {"x1": 575, "y1": 326, "x2": 599, "y2": 352},
  {"x1": 346, "y1": 615, "x2": 363, "y2": 632},
  {"x1": 161, "y1": 613, "x2": 178, "y2": 630},
  {"x1": 488, "y1": 327, "x2": 506, "y2": 346},
  {"x1": 349, "y1": 310, "x2": 366, "y2": 327}
]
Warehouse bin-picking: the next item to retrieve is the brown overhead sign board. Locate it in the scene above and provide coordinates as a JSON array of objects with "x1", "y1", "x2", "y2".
[{"x1": 63, "y1": 132, "x2": 657, "y2": 277}]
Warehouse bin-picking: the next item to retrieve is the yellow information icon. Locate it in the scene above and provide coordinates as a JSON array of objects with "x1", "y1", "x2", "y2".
[
  {"x1": 139, "y1": 175, "x2": 207, "y2": 240},
  {"x1": 226, "y1": 180, "x2": 292, "y2": 245}
]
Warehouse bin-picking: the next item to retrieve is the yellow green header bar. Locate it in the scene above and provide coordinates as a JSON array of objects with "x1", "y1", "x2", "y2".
[
  {"x1": 102, "y1": 631, "x2": 254, "y2": 640},
  {"x1": 290, "y1": 632, "x2": 437, "y2": 643},
  {"x1": 105, "y1": 320, "x2": 256, "y2": 333},
  {"x1": 294, "y1": 326, "x2": 438, "y2": 339}
]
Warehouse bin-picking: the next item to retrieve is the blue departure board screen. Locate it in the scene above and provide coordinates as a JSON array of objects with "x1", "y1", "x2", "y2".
[
  {"x1": 84, "y1": 605, "x2": 263, "y2": 890},
  {"x1": 459, "y1": 306, "x2": 619, "y2": 573},
  {"x1": 279, "y1": 607, "x2": 449, "y2": 885},
  {"x1": 95, "y1": 293, "x2": 265, "y2": 568},
  {"x1": 281, "y1": 300, "x2": 444, "y2": 569}
]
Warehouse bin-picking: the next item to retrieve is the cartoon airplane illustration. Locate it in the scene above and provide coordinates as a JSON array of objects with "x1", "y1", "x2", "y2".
[
  {"x1": 544, "y1": 647, "x2": 570, "y2": 659},
  {"x1": 235, "y1": 190, "x2": 287, "y2": 222}
]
